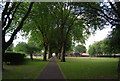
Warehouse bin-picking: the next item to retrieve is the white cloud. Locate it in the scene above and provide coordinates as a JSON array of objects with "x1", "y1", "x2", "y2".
[
  {"x1": 85, "y1": 26, "x2": 112, "y2": 50},
  {"x1": 5, "y1": 32, "x2": 28, "y2": 47}
]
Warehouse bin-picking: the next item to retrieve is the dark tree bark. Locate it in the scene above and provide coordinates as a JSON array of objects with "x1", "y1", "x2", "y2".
[
  {"x1": 88, "y1": 2, "x2": 120, "y2": 26},
  {"x1": 30, "y1": 54, "x2": 33, "y2": 60},
  {"x1": 2, "y1": 2, "x2": 34, "y2": 54},
  {"x1": 48, "y1": 52, "x2": 52, "y2": 59},
  {"x1": 2, "y1": 2, "x2": 34, "y2": 70},
  {"x1": 58, "y1": 53, "x2": 61, "y2": 59},
  {"x1": 48, "y1": 45, "x2": 52, "y2": 59},
  {"x1": 58, "y1": 46, "x2": 62, "y2": 59},
  {"x1": 43, "y1": 44, "x2": 47, "y2": 61},
  {"x1": 61, "y1": 43, "x2": 65, "y2": 62}
]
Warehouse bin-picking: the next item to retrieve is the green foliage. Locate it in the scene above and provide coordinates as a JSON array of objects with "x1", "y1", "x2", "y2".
[
  {"x1": 88, "y1": 37, "x2": 119, "y2": 56},
  {"x1": 6, "y1": 43, "x2": 14, "y2": 52},
  {"x1": 88, "y1": 45, "x2": 95, "y2": 56},
  {"x1": 5, "y1": 2, "x2": 33, "y2": 37},
  {"x1": 88, "y1": 41, "x2": 103, "y2": 56},
  {"x1": 75, "y1": 45, "x2": 86, "y2": 53},
  {"x1": 108, "y1": 25, "x2": 120, "y2": 53},
  {"x1": 21, "y1": 2, "x2": 108, "y2": 61},
  {"x1": 101, "y1": 38, "x2": 113, "y2": 54},
  {"x1": 14, "y1": 42, "x2": 40, "y2": 55},
  {"x1": 3, "y1": 53, "x2": 25, "y2": 65}
]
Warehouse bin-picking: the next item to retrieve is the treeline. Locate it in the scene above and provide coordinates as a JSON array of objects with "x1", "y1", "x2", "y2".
[{"x1": 88, "y1": 37, "x2": 120, "y2": 57}]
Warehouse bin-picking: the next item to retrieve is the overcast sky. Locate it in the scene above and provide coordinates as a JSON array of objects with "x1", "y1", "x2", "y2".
[{"x1": 85, "y1": 26, "x2": 112, "y2": 50}]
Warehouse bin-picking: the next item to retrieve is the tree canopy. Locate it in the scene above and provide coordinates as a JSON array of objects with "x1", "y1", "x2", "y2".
[
  {"x1": 75, "y1": 45, "x2": 86, "y2": 54},
  {"x1": 2, "y1": 2, "x2": 120, "y2": 62}
]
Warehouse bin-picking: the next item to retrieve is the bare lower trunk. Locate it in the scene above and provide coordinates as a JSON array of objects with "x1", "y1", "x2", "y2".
[
  {"x1": 56, "y1": 53, "x2": 60, "y2": 59},
  {"x1": 48, "y1": 46, "x2": 52, "y2": 59},
  {"x1": 30, "y1": 54, "x2": 33, "y2": 60},
  {"x1": 48, "y1": 54, "x2": 50, "y2": 59},
  {"x1": 61, "y1": 45, "x2": 65, "y2": 62},
  {"x1": 2, "y1": 63, "x2": 4, "y2": 70},
  {"x1": 43, "y1": 46, "x2": 47, "y2": 61},
  {"x1": 2, "y1": 50, "x2": 5, "y2": 70},
  {"x1": 55, "y1": 53, "x2": 58, "y2": 58},
  {"x1": 48, "y1": 52, "x2": 52, "y2": 59},
  {"x1": 58, "y1": 53, "x2": 61, "y2": 59}
]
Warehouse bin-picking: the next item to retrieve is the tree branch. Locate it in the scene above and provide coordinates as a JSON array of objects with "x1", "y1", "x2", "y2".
[
  {"x1": 2, "y1": 2, "x2": 10, "y2": 23},
  {"x1": 4, "y1": 3, "x2": 21, "y2": 32},
  {"x1": 88, "y1": 4, "x2": 120, "y2": 22},
  {"x1": 6, "y1": 2, "x2": 34, "y2": 49}
]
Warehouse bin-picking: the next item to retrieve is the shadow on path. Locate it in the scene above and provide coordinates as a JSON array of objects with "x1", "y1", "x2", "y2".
[{"x1": 36, "y1": 57, "x2": 65, "y2": 80}]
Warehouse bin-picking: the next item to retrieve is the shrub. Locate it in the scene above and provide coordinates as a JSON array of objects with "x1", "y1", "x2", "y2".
[
  {"x1": 74, "y1": 52, "x2": 80, "y2": 57},
  {"x1": 3, "y1": 53, "x2": 25, "y2": 65}
]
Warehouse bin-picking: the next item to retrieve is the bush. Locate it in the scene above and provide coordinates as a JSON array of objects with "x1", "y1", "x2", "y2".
[
  {"x1": 3, "y1": 53, "x2": 25, "y2": 65},
  {"x1": 74, "y1": 52, "x2": 80, "y2": 57}
]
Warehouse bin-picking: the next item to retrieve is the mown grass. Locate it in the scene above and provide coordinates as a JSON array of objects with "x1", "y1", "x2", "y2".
[
  {"x1": 58, "y1": 57, "x2": 119, "y2": 79},
  {"x1": 2, "y1": 57, "x2": 48, "y2": 79}
]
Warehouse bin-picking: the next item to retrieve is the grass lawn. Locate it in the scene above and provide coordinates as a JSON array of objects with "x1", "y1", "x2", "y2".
[
  {"x1": 2, "y1": 57, "x2": 48, "y2": 79},
  {"x1": 57, "y1": 57, "x2": 119, "y2": 79}
]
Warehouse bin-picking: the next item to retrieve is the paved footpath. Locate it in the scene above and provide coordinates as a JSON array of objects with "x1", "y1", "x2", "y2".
[{"x1": 36, "y1": 57, "x2": 66, "y2": 80}]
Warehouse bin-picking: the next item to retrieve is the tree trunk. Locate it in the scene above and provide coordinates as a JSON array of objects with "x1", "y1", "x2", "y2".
[
  {"x1": 48, "y1": 45, "x2": 52, "y2": 59},
  {"x1": 43, "y1": 45, "x2": 47, "y2": 61},
  {"x1": 61, "y1": 44, "x2": 65, "y2": 62},
  {"x1": 2, "y1": 2, "x2": 34, "y2": 54},
  {"x1": 58, "y1": 53, "x2": 61, "y2": 59},
  {"x1": 30, "y1": 54, "x2": 33, "y2": 60},
  {"x1": 48, "y1": 54, "x2": 50, "y2": 59},
  {"x1": 48, "y1": 52, "x2": 52, "y2": 59},
  {"x1": 55, "y1": 52, "x2": 59, "y2": 58},
  {"x1": 2, "y1": 48, "x2": 5, "y2": 70},
  {"x1": 2, "y1": 2, "x2": 34, "y2": 69}
]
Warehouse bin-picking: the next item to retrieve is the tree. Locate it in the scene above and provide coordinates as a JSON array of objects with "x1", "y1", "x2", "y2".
[
  {"x1": 2, "y1": 2, "x2": 34, "y2": 54},
  {"x1": 88, "y1": 41, "x2": 103, "y2": 56},
  {"x1": 100, "y1": 38, "x2": 113, "y2": 54},
  {"x1": 88, "y1": 45, "x2": 96, "y2": 56},
  {"x1": 22, "y1": 2, "x2": 106, "y2": 62},
  {"x1": 87, "y1": 2, "x2": 120, "y2": 52},
  {"x1": 23, "y1": 3, "x2": 57, "y2": 61},
  {"x1": 108, "y1": 25, "x2": 120, "y2": 53},
  {"x1": 6, "y1": 43, "x2": 14, "y2": 52},
  {"x1": 87, "y1": 2, "x2": 120, "y2": 26},
  {"x1": 107, "y1": 25, "x2": 120, "y2": 80},
  {"x1": 75, "y1": 45, "x2": 86, "y2": 54},
  {"x1": 14, "y1": 42, "x2": 39, "y2": 60}
]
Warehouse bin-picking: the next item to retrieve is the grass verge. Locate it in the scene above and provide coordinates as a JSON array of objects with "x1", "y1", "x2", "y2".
[
  {"x1": 58, "y1": 57, "x2": 119, "y2": 79},
  {"x1": 2, "y1": 57, "x2": 48, "y2": 79}
]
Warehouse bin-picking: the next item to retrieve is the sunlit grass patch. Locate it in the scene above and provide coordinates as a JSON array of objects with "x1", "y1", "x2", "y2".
[{"x1": 58, "y1": 57, "x2": 118, "y2": 79}]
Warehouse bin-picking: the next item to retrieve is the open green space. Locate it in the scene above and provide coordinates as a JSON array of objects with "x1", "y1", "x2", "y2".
[
  {"x1": 2, "y1": 57, "x2": 48, "y2": 79},
  {"x1": 58, "y1": 57, "x2": 119, "y2": 79}
]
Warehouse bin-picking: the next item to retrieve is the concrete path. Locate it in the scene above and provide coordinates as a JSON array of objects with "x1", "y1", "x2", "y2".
[{"x1": 36, "y1": 57, "x2": 65, "y2": 80}]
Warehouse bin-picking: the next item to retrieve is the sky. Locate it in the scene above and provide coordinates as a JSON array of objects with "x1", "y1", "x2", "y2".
[
  {"x1": 85, "y1": 26, "x2": 112, "y2": 50},
  {"x1": 5, "y1": 26, "x2": 112, "y2": 50}
]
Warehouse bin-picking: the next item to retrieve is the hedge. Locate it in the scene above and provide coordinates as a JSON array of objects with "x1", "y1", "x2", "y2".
[{"x1": 3, "y1": 53, "x2": 25, "y2": 65}]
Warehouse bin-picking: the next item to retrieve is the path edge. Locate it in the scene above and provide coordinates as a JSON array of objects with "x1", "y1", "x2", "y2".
[
  {"x1": 55, "y1": 58, "x2": 68, "y2": 81},
  {"x1": 35, "y1": 58, "x2": 52, "y2": 79}
]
